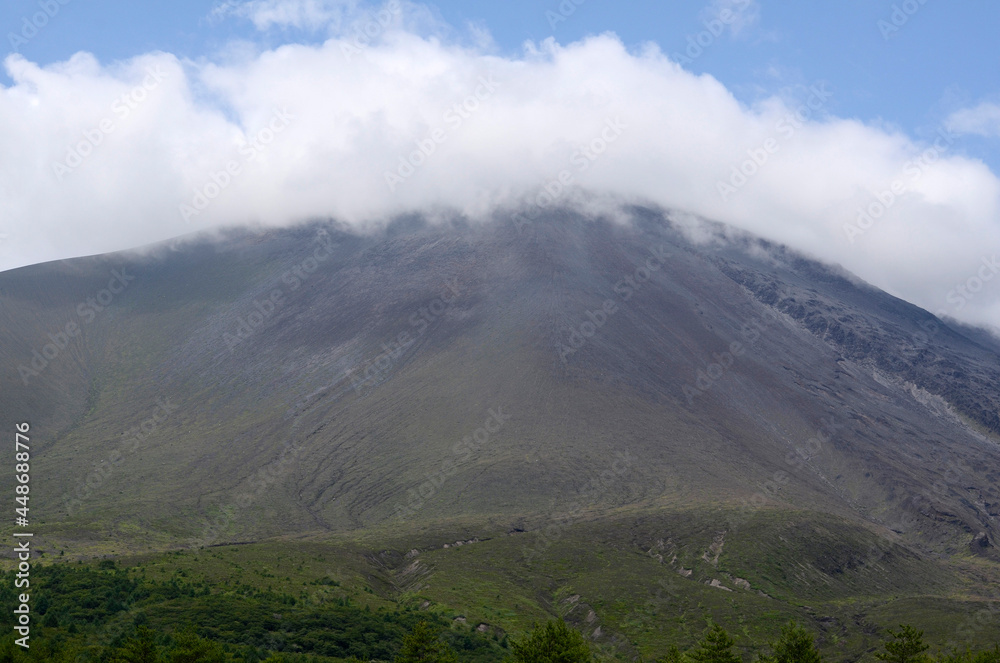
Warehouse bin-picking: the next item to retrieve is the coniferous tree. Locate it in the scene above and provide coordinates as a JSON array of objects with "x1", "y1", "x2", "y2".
[
  {"x1": 875, "y1": 625, "x2": 931, "y2": 663},
  {"x1": 760, "y1": 622, "x2": 823, "y2": 663},
  {"x1": 508, "y1": 619, "x2": 592, "y2": 663},
  {"x1": 688, "y1": 623, "x2": 741, "y2": 663},
  {"x1": 395, "y1": 621, "x2": 458, "y2": 663},
  {"x1": 167, "y1": 627, "x2": 225, "y2": 663},
  {"x1": 941, "y1": 649, "x2": 972, "y2": 663},
  {"x1": 939, "y1": 646, "x2": 1000, "y2": 663},
  {"x1": 975, "y1": 646, "x2": 1000, "y2": 663},
  {"x1": 656, "y1": 644, "x2": 685, "y2": 663},
  {"x1": 108, "y1": 626, "x2": 161, "y2": 663}
]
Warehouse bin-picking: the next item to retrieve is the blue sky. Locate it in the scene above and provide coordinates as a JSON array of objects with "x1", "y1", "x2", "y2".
[
  {"x1": 1, "y1": 0, "x2": 999, "y2": 328},
  {"x1": 4, "y1": 1, "x2": 998, "y2": 167}
]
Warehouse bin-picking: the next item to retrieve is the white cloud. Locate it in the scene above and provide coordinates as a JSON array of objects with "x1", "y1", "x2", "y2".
[
  {"x1": 946, "y1": 102, "x2": 1000, "y2": 138},
  {"x1": 210, "y1": 0, "x2": 443, "y2": 40},
  {"x1": 702, "y1": 0, "x2": 760, "y2": 37},
  {"x1": 1, "y1": 5, "x2": 999, "y2": 332},
  {"x1": 213, "y1": 0, "x2": 359, "y2": 32}
]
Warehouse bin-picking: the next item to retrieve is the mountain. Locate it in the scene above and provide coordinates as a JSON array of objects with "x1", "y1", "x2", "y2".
[{"x1": 2, "y1": 205, "x2": 1000, "y2": 654}]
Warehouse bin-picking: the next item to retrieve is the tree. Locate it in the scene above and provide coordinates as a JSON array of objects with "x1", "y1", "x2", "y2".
[
  {"x1": 508, "y1": 619, "x2": 592, "y2": 663},
  {"x1": 0, "y1": 635, "x2": 30, "y2": 663},
  {"x1": 395, "y1": 621, "x2": 458, "y2": 663},
  {"x1": 688, "y1": 623, "x2": 741, "y2": 663},
  {"x1": 974, "y1": 646, "x2": 1000, "y2": 663},
  {"x1": 108, "y1": 625, "x2": 161, "y2": 663},
  {"x1": 761, "y1": 623, "x2": 823, "y2": 663},
  {"x1": 940, "y1": 649, "x2": 973, "y2": 663},
  {"x1": 940, "y1": 646, "x2": 1000, "y2": 663},
  {"x1": 875, "y1": 625, "x2": 931, "y2": 663},
  {"x1": 167, "y1": 627, "x2": 225, "y2": 663},
  {"x1": 656, "y1": 645, "x2": 685, "y2": 663}
]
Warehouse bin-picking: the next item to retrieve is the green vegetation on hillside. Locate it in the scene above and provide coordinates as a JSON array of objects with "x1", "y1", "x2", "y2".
[
  {"x1": 0, "y1": 561, "x2": 507, "y2": 662},
  {"x1": 3, "y1": 591, "x2": 998, "y2": 663},
  {"x1": 0, "y1": 542, "x2": 998, "y2": 663}
]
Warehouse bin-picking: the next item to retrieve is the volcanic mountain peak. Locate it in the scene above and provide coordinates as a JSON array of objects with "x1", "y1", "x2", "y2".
[{"x1": 1, "y1": 206, "x2": 997, "y2": 562}]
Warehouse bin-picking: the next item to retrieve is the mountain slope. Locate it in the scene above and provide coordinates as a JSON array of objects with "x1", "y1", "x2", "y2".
[{"x1": 0, "y1": 207, "x2": 997, "y2": 565}]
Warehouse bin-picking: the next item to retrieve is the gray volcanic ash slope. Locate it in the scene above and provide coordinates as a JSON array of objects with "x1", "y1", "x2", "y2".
[{"x1": 0, "y1": 207, "x2": 997, "y2": 560}]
